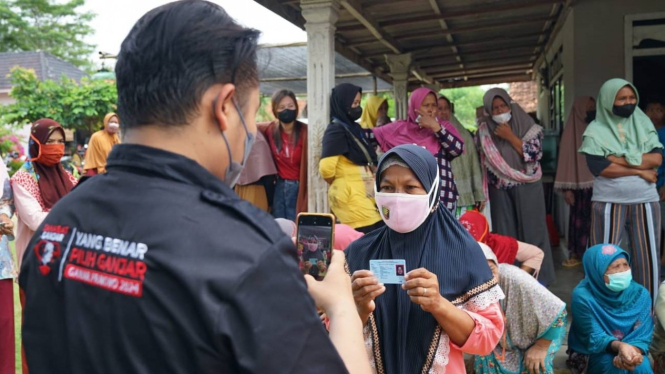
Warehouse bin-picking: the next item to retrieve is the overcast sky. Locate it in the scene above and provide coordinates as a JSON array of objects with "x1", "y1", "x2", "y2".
[{"x1": 81, "y1": 0, "x2": 306, "y2": 67}]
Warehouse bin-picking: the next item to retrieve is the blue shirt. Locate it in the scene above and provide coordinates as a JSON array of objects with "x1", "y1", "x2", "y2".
[{"x1": 657, "y1": 126, "x2": 665, "y2": 188}]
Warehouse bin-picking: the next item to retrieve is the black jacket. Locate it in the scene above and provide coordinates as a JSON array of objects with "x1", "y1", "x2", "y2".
[{"x1": 19, "y1": 144, "x2": 347, "y2": 374}]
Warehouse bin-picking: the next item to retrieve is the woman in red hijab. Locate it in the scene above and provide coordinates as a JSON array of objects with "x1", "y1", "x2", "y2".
[
  {"x1": 11, "y1": 119, "x2": 78, "y2": 270},
  {"x1": 459, "y1": 210, "x2": 544, "y2": 277}
]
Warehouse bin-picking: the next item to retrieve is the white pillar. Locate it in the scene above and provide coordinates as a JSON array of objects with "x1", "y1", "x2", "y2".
[
  {"x1": 301, "y1": 0, "x2": 339, "y2": 213},
  {"x1": 385, "y1": 53, "x2": 412, "y2": 120}
]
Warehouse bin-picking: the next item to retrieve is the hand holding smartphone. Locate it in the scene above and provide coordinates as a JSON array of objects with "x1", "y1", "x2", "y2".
[{"x1": 296, "y1": 213, "x2": 335, "y2": 281}]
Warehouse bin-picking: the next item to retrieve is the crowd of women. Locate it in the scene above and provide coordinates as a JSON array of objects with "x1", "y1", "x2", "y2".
[
  {"x1": 229, "y1": 76, "x2": 665, "y2": 373},
  {"x1": 1, "y1": 72, "x2": 665, "y2": 373},
  {"x1": 238, "y1": 81, "x2": 558, "y2": 282}
]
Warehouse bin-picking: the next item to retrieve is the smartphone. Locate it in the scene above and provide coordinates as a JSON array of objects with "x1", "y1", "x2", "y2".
[{"x1": 296, "y1": 213, "x2": 335, "y2": 281}]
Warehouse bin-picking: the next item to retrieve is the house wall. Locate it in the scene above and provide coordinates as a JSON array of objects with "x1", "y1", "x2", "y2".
[
  {"x1": 541, "y1": 0, "x2": 665, "y2": 104},
  {"x1": 572, "y1": 0, "x2": 665, "y2": 99},
  {"x1": 539, "y1": 0, "x2": 665, "y2": 245},
  {"x1": 0, "y1": 92, "x2": 14, "y2": 106},
  {"x1": 539, "y1": 0, "x2": 665, "y2": 116}
]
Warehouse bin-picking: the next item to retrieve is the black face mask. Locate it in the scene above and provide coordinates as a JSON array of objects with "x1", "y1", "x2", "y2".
[
  {"x1": 348, "y1": 106, "x2": 363, "y2": 122},
  {"x1": 278, "y1": 109, "x2": 297, "y2": 124},
  {"x1": 612, "y1": 104, "x2": 636, "y2": 118},
  {"x1": 585, "y1": 110, "x2": 596, "y2": 123}
]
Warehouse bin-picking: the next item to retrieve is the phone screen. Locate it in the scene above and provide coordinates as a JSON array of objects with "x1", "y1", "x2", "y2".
[{"x1": 296, "y1": 214, "x2": 334, "y2": 281}]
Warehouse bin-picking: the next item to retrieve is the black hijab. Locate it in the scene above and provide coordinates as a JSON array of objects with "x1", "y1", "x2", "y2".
[
  {"x1": 321, "y1": 83, "x2": 378, "y2": 166},
  {"x1": 345, "y1": 144, "x2": 501, "y2": 374}
]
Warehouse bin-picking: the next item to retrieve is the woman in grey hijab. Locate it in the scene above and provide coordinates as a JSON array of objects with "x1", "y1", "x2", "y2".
[{"x1": 476, "y1": 88, "x2": 555, "y2": 286}]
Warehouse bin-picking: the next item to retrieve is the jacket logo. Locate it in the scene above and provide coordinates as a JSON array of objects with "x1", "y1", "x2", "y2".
[{"x1": 34, "y1": 240, "x2": 62, "y2": 275}]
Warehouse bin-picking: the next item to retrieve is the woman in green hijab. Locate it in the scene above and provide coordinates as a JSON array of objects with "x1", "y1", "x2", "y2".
[{"x1": 579, "y1": 78, "x2": 663, "y2": 303}]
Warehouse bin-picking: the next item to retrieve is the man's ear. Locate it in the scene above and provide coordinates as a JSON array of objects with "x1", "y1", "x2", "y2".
[{"x1": 213, "y1": 84, "x2": 236, "y2": 132}]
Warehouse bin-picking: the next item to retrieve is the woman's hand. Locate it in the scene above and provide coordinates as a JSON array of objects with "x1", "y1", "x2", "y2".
[
  {"x1": 564, "y1": 190, "x2": 575, "y2": 206},
  {"x1": 351, "y1": 270, "x2": 385, "y2": 324},
  {"x1": 0, "y1": 214, "x2": 13, "y2": 237},
  {"x1": 414, "y1": 109, "x2": 442, "y2": 132},
  {"x1": 402, "y1": 268, "x2": 443, "y2": 313},
  {"x1": 476, "y1": 201, "x2": 486, "y2": 212},
  {"x1": 524, "y1": 339, "x2": 550, "y2": 374},
  {"x1": 615, "y1": 343, "x2": 642, "y2": 370},
  {"x1": 493, "y1": 123, "x2": 515, "y2": 141},
  {"x1": 607, "y1": 155, "x2": 625, "y2": 165},
  {"x1": 613, "y1": 354, "x2": 638, "y2": 371},
  {"x1": 638, "y1": 169, "x2": 658, "y2": 184}
]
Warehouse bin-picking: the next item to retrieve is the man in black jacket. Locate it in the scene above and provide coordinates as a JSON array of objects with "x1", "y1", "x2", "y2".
[{"x1": 19, "y1": 1, "x2": 369, "y2": 373}]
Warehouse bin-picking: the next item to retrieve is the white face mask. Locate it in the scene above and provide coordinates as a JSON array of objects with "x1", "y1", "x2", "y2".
[
  {"x1": 374, "y1": 174, "x2": 439, "y2": 233},
  {"x1": 107, "y1": 122, "x2": 120, "y2": 133},
  {"x1": 492, "y1": 111, "x2": 512, "y2": 124}
]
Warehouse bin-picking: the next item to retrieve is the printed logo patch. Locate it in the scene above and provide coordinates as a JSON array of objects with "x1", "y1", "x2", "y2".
[
  {"x1": 381, "y1": 206, "x2": 390, "y2": 220},
  {"x1": 62, "y1": 230, "x2": 149, "y2": 298},
  {"x1": 33, "y1": 240, "x2": 62, "y2": 275},
  {"x1": 64, "y1": 264, "x2": 143, "y2": 297}
]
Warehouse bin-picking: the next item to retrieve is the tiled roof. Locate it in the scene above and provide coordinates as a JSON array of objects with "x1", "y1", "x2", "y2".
[
  {"x1": 509, "y1": 81, "x2": 538, "y2": 113},
  {"x1": 0, "y1": 51, "x2": 88, "y2": 90}
]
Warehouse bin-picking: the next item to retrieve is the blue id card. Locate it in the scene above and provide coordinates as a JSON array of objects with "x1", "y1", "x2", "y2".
[{"x1": 370, "y1": 259, "x2": 406, "y2": 284}]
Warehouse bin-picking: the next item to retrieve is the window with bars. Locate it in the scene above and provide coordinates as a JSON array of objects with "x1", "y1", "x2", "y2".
[
  {"x1": 549, "y1": 76, "x2": 564, "y2": 133},
  {"x1": 547, "y1": 47, "x2": 564, "y2": 134}
]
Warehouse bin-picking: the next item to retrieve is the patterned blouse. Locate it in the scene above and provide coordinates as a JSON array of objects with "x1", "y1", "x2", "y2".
[
  {"x1": 365, "y1": 126, "x2": 464, "y2": 211},
  {"x1": 11, "y1": 163, "x2": 78, "y2": 270},
  {"x1": 484, "y1": 132, "x2": 543, "y2": 190},
  {"x1": 12, "y1": 166, "x2": 78, "y2": 211}
]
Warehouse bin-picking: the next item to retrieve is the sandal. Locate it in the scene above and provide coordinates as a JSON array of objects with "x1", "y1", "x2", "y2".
[{"x1": 562, "y1": 257, "x2": 582, "y2": 267}]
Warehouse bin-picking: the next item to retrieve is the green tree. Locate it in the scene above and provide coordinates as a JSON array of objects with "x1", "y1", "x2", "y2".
[
  {"x1": 256, "y1": 95, "x2": 274, "y2": 123},
  {"x1": 439, "y1": 86, "x2": 486, "y2": 131},
  {"x1": 0, "y1": 0, "x2": 95, "y2": 68},
  {"x1": 0, "y1": 67, "x2": 117, "y2": 132}
]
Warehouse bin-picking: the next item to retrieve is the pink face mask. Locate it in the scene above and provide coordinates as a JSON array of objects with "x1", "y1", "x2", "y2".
[
  {"x1": 306, "y1": 243, "x2": 319, "y2": 252},
  {"x1": 374, "y1": 174, "x2": 439, "y2": 233}
]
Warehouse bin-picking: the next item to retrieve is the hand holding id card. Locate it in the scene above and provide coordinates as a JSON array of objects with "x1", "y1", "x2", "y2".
[{"x1": 370, "y1": 259, "x2": 406, "y2": 284}]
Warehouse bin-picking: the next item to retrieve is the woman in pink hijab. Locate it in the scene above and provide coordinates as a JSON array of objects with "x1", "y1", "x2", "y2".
[{"x1": 368, "y1": 88, "x2": 465, "y2": 213}]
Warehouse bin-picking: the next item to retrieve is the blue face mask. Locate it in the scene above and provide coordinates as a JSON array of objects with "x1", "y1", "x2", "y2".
[
  {"x1": 219, "y1": 99, "x2": 255, "y2": 188},
  {"x1": 605, "y1": 269, "x2": 632, "y2": 292}
]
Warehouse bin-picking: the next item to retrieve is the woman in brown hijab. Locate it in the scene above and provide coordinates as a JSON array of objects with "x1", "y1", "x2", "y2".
[
  {"x1": 555, "y1": 96, "x2": 596, "y2": 267},
  {"x1": 12, "y1": 119, "x2": 77, "y2": 269},
  {"x1": 84, "y1": 112, "x2": 121, "y2": 175}
]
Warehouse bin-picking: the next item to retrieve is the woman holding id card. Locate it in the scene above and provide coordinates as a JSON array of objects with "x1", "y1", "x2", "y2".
[{"x1": 345, "y1": 144, "x2": 505, "y2": 374}]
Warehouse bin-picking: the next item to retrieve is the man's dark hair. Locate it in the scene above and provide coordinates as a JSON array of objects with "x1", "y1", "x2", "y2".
[
  {"x1": 115, "y1": 0, "x2": 260, "y2": 129},
  {"x1": 645, "y1": 96, "x2": 665, "y2": 107}
]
